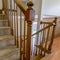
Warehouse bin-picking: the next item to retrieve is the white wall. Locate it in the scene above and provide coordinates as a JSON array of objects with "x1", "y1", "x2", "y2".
[
  {"x1": 41, "y1": 0, "x2": 60, "y2": 37},
  {"x1": 33, "y1": 0, "x2": 42, "y2": 15},
  {"x1": 42, "y1": 0, "x2": 60, "y2": 16},
  {"x1": 0, "y1": 0, "x2": 2, "y2": 9}
]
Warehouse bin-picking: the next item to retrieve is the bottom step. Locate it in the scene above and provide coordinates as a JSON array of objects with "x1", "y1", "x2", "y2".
[{"x1": 0, "y1": 46, "x2": 20, "y2": 60}]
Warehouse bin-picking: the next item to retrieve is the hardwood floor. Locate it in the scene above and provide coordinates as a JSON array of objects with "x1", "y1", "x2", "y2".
[{"x1": 41, "y1": 37, "x2": 60, "y2": 60}]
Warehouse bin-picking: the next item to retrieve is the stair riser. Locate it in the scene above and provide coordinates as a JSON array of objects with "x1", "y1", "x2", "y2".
[
  {"x1": 0, "y1": 29, "x2": 11, "y2": 35},
  {"x1": 0, "y1": 38, "x2": 14, "y2": 49},
  {"x1": 0, "y1": 21, "x2": 8, "y2": 26},
  {"x1": 0, "y1": 15, "x2": 7, "y2": 20},
  {"x1": 0, "y1": 16, "x2": 4, "y2": 19}
]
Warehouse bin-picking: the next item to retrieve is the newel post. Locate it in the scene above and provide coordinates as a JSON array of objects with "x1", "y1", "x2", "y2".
[{"x1": 25, "y1": 1, "x2": 35, "y2": 60}]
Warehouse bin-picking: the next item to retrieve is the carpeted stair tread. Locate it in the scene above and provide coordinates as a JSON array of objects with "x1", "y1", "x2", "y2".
[
  {"x1": 0, "y1": 13, "x2": 19, "y2": 60},
  {"x1": 0, "y1": 35, "x2": 14, "y2": 40},
  {"x1": 0, "y1": 14, "x2": 5, "y2": 16},
  {"x1": 0, "y1": 46, "x2": 18, "y2": 57},
  {"x1": 0, "y1": 26, "x2": 10, "y2": 29},
  {"x1": 0, "y1": 20, "x2": 8, "y2": 21}
]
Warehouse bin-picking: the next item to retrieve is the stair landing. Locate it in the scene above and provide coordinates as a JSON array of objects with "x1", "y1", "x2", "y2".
[{"x1": 41, "y1": 37, "x2": 60, "y2": 60}]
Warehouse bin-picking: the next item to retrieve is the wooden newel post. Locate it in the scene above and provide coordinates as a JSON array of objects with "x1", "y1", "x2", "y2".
[{"x1": 25, "y1": 1, "x2": 35, "y2": 60}]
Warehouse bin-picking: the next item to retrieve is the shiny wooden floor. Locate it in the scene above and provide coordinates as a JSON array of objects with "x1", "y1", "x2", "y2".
[{"x1": 42, "y1": 37, "x2": 60, "y2": 60}]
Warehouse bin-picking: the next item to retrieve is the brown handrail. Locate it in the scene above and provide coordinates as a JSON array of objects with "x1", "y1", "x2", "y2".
[
  {"x1": 24, "y1": 20, "x2": 56, "y2": 40},
  {"x1": 40, "y1": 21, "x2": 54, "y2": 24},
  {"x1": 32, "y1": 24, "x2": 53, "y2": 36},
  {"x1": 32, "y1": 18, "x2": 56, "y2": 36},
  {"x1": 15, "y1": 0, "x2": 26, "y2": 15}
]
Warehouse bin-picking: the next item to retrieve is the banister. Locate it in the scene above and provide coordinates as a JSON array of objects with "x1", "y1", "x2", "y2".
[
  {"x1": 2, "y1": 0, "x2": 57, "y2": 59},
  {"x1": 32, "y1": 18, "x2": 56, "y2": 36},
  {"x1": 15, "y1": 0, "x2": 26, "y2": 15},
  {"x1": 40, "y1": 21, "x2": 54, "y2": 24},
  {"x1": 25, "y1": 21, "x2": 56, "y2": 40},
  {"x1": 32, "y1": 24, "x2": 53, "y2": 36}
]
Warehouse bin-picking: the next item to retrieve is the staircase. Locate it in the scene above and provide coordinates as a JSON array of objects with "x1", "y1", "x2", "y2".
[
  {"x1": 0, "y1": 0, "x2": 57, "y2": 60},
  {"x1": 0, "y1": 13, "x2": 19, "y2": 60}
]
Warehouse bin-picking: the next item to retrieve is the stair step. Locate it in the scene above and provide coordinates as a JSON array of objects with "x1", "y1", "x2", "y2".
[
  {"x1": 4, "y1": 48, "x2": 20, "y2": 60},
  {"x1": 0, "y1": 46, "x2": 16, "y2": 56},
  {"x1": 0, "y1": 35, "x2": 15, "y2": 48},
  {"x1": 0, "y1": 35, "x2": 14, "y2": 40},
  {"x1": 0, "y1": 20, "x2": 8, "y2": 26},
  {"x1": 33, "y1": 54, "x2": 44, "y2": 60},
  {"x1": 0, "y1": 14, "x2": 6, "y2": 19},
  {"x1": 0, "y1": 27, "x2": 11, "y2": 35},
  {"x1": 0, "y1": 46, "x2": 20, "y2": 60},
  {"x1": 0, "y1": 46, "x2": 19, "y2": 60},
  {"x1": 0, "y1": 20, "x2": 8, "y2": 21},
  {"x1": 0, "y1": 27, "x2": 10, "y2": 29}
]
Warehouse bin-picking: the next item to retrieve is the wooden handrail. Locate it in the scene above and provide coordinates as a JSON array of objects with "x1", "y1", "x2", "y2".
[
  {"x1": 40, "y1": 21, "x2": 53, "y2": 24},
  {"x1": 15, "y1": 0, "x2": 26, "y2": 15},
  {"x1": 24, "y1": 21, "x2": 56, "y2": 40},
  {"x1": 32, "y1": 24, "x2": 53, "y2": 36}
]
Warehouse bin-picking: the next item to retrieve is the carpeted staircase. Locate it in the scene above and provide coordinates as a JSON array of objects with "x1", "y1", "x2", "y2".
[{"x1": 0, "y1": 13, "x2": 20, "y2": 60}]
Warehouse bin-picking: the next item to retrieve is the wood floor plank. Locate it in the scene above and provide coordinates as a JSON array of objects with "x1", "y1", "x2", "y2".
[{"x1": 41, "y1": 37, "x2": 60, "y2": 60}]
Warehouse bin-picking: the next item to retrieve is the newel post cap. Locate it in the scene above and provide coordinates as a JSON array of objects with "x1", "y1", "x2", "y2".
[
  {"x1": 27, "y1": 1, "x2": 34, "y2": 7},
  {"x1": 25, "y1": 1, "x2": 35, "y2": 22}
]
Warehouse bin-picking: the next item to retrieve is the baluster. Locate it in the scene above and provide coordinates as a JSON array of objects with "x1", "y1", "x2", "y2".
[
  {"x1": 7, "y1": 0, "x2": 10, "y2": 26},
  {"x1": 14, "y1": 1, "x2": 16, "y2": 46},
  {"x1": 39, "y1": 24, "x2": 42, "y2": 54},
  {"x1": 41, "y1": 24, "x2": 45, "y2": 55},
  {"x1": 3, "y1": 0, "x2": 8, "y2": 35},
  {"x1": 16, "y1": 4, "x2": 19, "y2": 48},
  {"x1": 10, "y1": 0, "x2": 13, "y2": 35},
  {"x1": 20, "y1": 10, "x2": 23, "y2": 60},
  {"x1": 23, "y1": 18, "x2": 26, "y2": 59},
  {"x1": 45, "y1": 27, "x2": 50, "y2": 48},
  {"x1": 44, "y1": 27, "x2": 50, "y2": 55}
]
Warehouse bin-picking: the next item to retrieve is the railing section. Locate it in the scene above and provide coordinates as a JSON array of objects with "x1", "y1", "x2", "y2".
[{"x1": 2, "y1": 0, "x2": 57, "y2": 60}]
